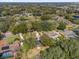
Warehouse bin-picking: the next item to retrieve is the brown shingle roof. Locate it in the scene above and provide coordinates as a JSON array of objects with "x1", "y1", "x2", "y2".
[{"x1": 0, "y1": 40, "x2": 7, "y2": 47}]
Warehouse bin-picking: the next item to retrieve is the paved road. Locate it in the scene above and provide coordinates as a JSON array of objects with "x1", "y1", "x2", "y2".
[{"x1": 35, "y1": 31, "x2": 41, "y2": 59}]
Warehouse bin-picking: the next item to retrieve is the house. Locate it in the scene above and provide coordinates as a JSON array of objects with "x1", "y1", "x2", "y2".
[
  {"x1": 45, "y1": 31, "x2": 61, "y2": 39},
  {"x1": 3, "y1": 31, "x2": 13, "y2": 37},
  {"x1": 65, "y1": 20, "x2": 78, "y2": 30},
  {"x1": 23, "y1": 11, "x2": 33, "y2": 16},
  {"x1": 73, "y1": 29, "x2": 79, "y2": 36},
  {"x1": 10, "y1": 39, "x2": 20, "y2": 51},
  {"x1": 63, "y1": 30, "x2": 79, "y2": 39},
  {"x1": 0, "y1": 40, "x2": 7, "y2": 47},
  {"x1": 0, "y1": 40, "x2": 8, "y2": 53},
  {"x1": 3, "y1": 31, "x2": 13, "y2": 40}
]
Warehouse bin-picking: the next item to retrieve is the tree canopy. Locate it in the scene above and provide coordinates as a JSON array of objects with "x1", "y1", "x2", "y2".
[{"x1": 40, "y1": 39, "x2": 79, "y2": 59}]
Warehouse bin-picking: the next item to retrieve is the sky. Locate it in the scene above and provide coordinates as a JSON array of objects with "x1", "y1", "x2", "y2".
[{"x1": 0, "y1": 0, "x2": 79, "y2": 2}]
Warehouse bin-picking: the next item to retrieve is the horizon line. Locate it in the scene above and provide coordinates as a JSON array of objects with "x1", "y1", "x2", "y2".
[{"x1": 0, "y1": 1, "x2": 79, "y2": 3}]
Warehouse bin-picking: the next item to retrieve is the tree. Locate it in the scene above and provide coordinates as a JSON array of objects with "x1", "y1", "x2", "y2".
[
  {"x1": 72, "y1": 20, "x2": 79, "y2": 24},
  {"x1": 41, "y1": 15, "x2": 52, "y2": 20},
  {"x1": 19, "y1": 16, "x2": 29, "y2": 21},
  {"x1": 40, "y1": 34, "x2": 55, "y2": 46},
  {"x1": 0, "y1": 32, "x2": 5, "y2": 39},
  {"x1": 11, "y1": 22, "x2": 28, "y2": 34},
  {"x1": 32, "y1": 21, "x2": 41, "y2": 31},
  {"x1": 26, "y1": 22, "x2": 33, "y2": 31},
  {"x1": 0, "y1": 22, "x2": 9, "y2": 32},
  {"x1": 57, "y1": 21, "x2": 66, "y2": 30},
  {"x1": 32, "y1": 21, "x2": 58, "y2": 31},
  {"x1": 40, "y1": 39, "x2": 79, "y2": 59},
  {"x1": 40, "y1": 21, "x2": 58, "y2": 31},
  {"x1": 22, "y1": 37, "x2": 36, "y2": 52},
  {"x1": 1, "y1": 10, "x2": 10, "y2": 16}
]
